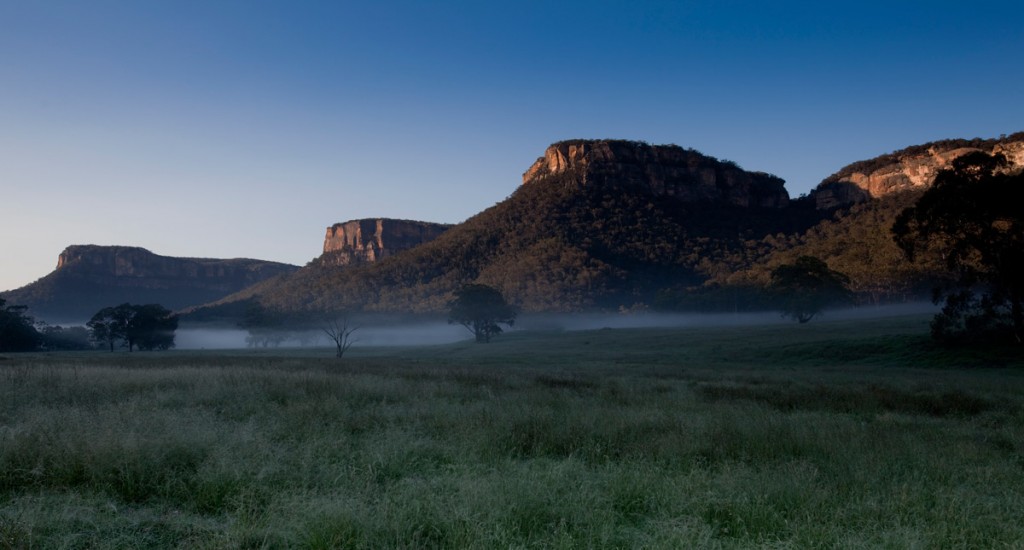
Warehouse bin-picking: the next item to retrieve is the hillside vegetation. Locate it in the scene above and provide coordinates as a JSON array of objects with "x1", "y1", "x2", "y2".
[
  {"x1": 205, "y1": 135, "x2": 1016, "y2": 318},
  {"x1": 218, "y1": 161, "x2": 830, "y2": 315},
  {"x1": 219, "y1": 178, "x2": 944, "y2": 316}
]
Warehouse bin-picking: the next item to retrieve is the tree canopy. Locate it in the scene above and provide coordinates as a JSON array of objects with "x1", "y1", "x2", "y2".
[
  {"x1": 892, "y1": 152, "x2": 1024, "y2": 344},
  {"x1": 0, "y1": 298, "x2": 41, "y2": 352},
  {"x1": 448, "y1": 284, "x2": 517, "y2": 343},
  {"x1": 769, "y1": 256, "x2": 852, "y2": 323},
  {"x1": 87, "y1": 303, "x2": 178, "y2": 351}
]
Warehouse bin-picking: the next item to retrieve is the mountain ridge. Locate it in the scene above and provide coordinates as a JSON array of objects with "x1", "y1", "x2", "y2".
[
  {"x1": 200, "y1": 139, "x2": 811, "y2": 315},
  {"x1": 809, "y1": 132, "x2": 1024, "y2": 209},
  {"x1": 1, "y1": 245, "x2": 299, "y2": 322},
  {"x1": 523, "y1": 139, "x2": 790, "y2": 208},
  {"x1": 12, "y1": 133, "x2": 1020, "y2": 322}
]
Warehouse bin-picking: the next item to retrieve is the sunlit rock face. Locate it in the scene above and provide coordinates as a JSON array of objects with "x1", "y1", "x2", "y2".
[
  {"x1": 521, "y1": 140, "x2": 790, "y2": 208},
  {"x1": 811, "y1": 134, "x2": 1024, "y2": 209},
  {"x1": 320, "y1": 219, "x2": 451, "y2": 266}
]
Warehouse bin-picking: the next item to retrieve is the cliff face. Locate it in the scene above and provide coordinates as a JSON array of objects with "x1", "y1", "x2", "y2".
[
  {"x1": 3, "y1": 245, "x2": 299, "y2": 321},
  {"x1": 54, "y1": 245, "x2": 297, "y2": 283},
  {"x1": 522, "y1": 140, "x2": 790, "y2": 208},
  {"x1": 812, "y1": 133, "x2": 1024, "y2": 209},
  {"x1": 320, "y1": 219, "x2": 451, "y2": 266}
]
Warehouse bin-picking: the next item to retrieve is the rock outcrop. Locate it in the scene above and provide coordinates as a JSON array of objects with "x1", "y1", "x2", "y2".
[
  {"x1": 812, "y1": 132, "x2": 1024, "y2": 209},
  {"x1": 522, "y1": 140, "x2": 790, "y2": 208},
  {"x1": 320, "y1": 219, "x2": 451, "y2": 266},
  {"x1": 53, "y1": 245, "x2": 297, "y2": 282},
  {"x1": 2, "y1": 245, "x2": 299, "y2": 321}
]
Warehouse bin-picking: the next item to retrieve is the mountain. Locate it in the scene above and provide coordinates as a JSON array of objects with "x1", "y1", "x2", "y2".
[
  {"x1": 1, "y1": 245, "x2": 299, "y2": 322},
  {"x1": 522, "y1": 140, "x2": 790, "y2": 208},
  {"x1": 203, "y1": 139, "x2": 816, "y2": 315},
  {"x1": 686, "y1": 133, "x2": 1024, "y2": 307},
  {"x1": 52, "y1": 133, "x2": 1020, "y2": 321},
  {"x1": 809, "y1": 132, "x2": 1024, "y2": 209},
  {"x1": 319, "y1": 218, "x2": 451, "y2": 266},
  {"x1": 690, "y1": 190, "x2": 945, "y2": 306}
]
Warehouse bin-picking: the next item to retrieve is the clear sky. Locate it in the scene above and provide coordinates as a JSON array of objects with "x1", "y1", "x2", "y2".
[{"x1": 2, "y1": 1, "x2": 1022, "y2": 292}]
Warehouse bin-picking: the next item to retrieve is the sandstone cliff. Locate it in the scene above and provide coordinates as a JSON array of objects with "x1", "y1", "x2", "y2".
[
  {"x1": 320, "y1": 219, "x2": 451, "y2": 266},
  {"x1": 2, "y1": 245, "x2": 299, "y2": 321},
  {"x1": 812, "y1": 132, "x2": 1024, "y2": 209},
  {"x1": 54, "y1": 245, "x2": 297, "y2": 282},
  {"x1": 522, "y1": 140, "x2": 790, "y2": 208}
]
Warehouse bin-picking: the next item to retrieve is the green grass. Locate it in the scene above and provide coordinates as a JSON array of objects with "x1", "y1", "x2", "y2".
[{"x1": 1, "y1": 314, "x2": 1023, "y2": 548}]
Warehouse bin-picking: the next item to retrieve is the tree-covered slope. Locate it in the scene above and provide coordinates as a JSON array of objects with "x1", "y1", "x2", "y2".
[{"x1": 213, "y1": 150, "x2": 813, "y2": 314}]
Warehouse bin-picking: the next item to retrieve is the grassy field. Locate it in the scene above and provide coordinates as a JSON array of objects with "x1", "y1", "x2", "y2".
[{"x1": 1, "y1": 314, "x2": 1023, "y2": 548}]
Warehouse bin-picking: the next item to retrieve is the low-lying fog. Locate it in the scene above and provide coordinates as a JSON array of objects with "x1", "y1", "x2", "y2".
[
  {"x1": 175, "y1": 323, "x2": 471, "y2": 350},
  {"x1": 174, "y1": 302, "x2": 939, "y2": 350}
]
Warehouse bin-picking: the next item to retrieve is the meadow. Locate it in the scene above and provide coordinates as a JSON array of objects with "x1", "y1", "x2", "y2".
[{"x1": 1, "y1": 314, "x2": 1023, "y2": 548}]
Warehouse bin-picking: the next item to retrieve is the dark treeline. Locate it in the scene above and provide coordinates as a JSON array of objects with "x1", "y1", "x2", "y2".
[{"x1": 0, "y1": 297, "x2": 92, "y2": 352}]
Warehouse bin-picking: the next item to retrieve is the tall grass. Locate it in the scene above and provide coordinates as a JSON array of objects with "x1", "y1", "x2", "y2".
[{"x1": 1, "y1": 315, "x2": 1023, "y2": 547}]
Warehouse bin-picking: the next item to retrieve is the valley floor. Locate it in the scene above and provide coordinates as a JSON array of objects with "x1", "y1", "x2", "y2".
[{"x1": 1, "y1": 315, "x2": 1023, "y2": 548}]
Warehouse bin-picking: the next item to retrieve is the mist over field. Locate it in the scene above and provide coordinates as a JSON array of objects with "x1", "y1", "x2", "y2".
[
  {"x1": 173, "y1": 302, "x2": 939, "y2": 350},
  {"x1": 174, "y1": 323, "x2": 471, "y2": 350},
  {"x1": 517, "y1": 301, "x2": 938, "y2": 331}
]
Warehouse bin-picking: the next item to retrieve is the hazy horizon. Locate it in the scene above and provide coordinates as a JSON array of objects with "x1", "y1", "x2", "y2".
[
  {"x1": 3, "y1": 1, "x2": 1022, "y2": 291},
  {"x1": 170, "y1": 302, "x2": 938, "y2": 350}
]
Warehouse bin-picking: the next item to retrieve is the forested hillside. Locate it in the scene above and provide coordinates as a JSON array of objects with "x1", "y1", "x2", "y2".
[
  {"x1": 201, "y1": 144, "x2": 822, "y2": 315},
  {"x1": 192, "y1": 136, "x2": 1020, "y2": 319}
]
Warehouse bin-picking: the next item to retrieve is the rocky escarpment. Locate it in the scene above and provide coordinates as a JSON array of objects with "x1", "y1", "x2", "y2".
[
  {"x1": 812, "y1": 132, "x2": 1024, "y2": 209},
  {"x1": 522, "y1": 140, "x2": 790, "y2": 208},
  {"x1": 2, "y1": 245, "x2": 299, "y2": 321},
  {"x1": 320, "y1": 219, "x2": 451, "y2": 266},
  {"x1": 53, "y1": 245, "x2": 297, "y2": 282}
]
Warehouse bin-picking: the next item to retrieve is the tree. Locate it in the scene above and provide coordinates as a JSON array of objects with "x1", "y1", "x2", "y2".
[
  {"x1": 0, "y1": 298, "x2": 41, "y2": 352},
  {"x1": 38, "y1": 324, "x2": 93, "y2": 351},
  {"x1": 448, "y1": 284, "x2": 517, "y2": 342},
  {"x1": 770, "y1": 256, "x2": 852, "y2": 323},
  {"x1": 239, "y1": 302, "x2": 286, "y2": 348},
  {"x1": 87, "y1": 306, "x2": 124, "y2": 351},
  {"x1": 322, "y1": 315, "x2": 359, "y2": 358},
  {"x1": 87, "y1": 303, "x2": 177, "y2": 351},
  {"x1": 130, "y1": 304, "x2": 178, "y2": 351},
  {"x1": 892, "y1": 152, "x2": 1024, "y2": 344}
]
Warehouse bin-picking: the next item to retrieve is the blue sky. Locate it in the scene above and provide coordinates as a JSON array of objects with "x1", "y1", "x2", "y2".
[{"x1": 2, "y1": 1, "x2": 1022, "y2": 292}]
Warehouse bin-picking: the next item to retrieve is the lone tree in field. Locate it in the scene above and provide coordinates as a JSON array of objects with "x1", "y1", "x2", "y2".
[
  {"x1": 322, "y1": 315, "x2": 359, "y2": 358},
  {"x1": 770, "y1": 256, "x2": 852, "y2": 323},
  {"x1": 130, "y1": 304, "x2": 179, "y2": 350},
  {"x1": 892, "y1": 152, "x2": 1024, "y2": 344},
  {"x1": 448, "y1": 284, "x2": 516, "y2": 343}
]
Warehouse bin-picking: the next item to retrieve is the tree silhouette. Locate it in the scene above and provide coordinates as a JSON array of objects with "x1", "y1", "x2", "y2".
[
  {"x1": 0, "y1": 298, "x2": 41, "y2": 352},
  {"x1": 448, "y1": 284, "x2": 516, "y2": 343},
  {"x1": 322, "y1": 315, "x2": 359, "y2": 358},
  {"x1": 770, "y1": 256, "x2": 852, "y2": 323},
  {"x1": 893, "y1": 152, "x2": 1024, "y2": 344},
  {"x1": 87, "y1": 303, "x2": 177, "y2": 351}
]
